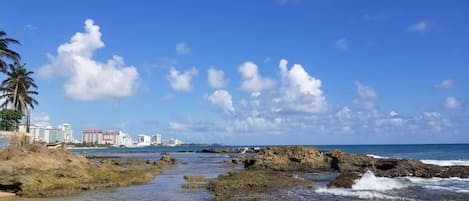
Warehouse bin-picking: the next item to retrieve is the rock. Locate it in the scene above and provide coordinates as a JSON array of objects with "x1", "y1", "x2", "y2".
[
  {"x1": 237, "y1": 146, "x2": 469, "y2": 188},
  {"x1": 183, "y1": 175, "x2": 208, "y2": 182},
  {"x1": 327, "y1": 171, "x2": 360, "y2": 188},
  {"x1": 0, "y1": 144, "x2": 176, "y2": 197},
  {"x1": 207, "y1": 170, "x2": 310, "y2": 201},
  {"x1": 0, "y1": 192, "x2": 16, "y2": 201},
  {"x1": 245, "y1": 146, "x2": 331, "y2": 172},
  {"x1": 181, "y1": 183, "x2": 207, "y2": 189}
]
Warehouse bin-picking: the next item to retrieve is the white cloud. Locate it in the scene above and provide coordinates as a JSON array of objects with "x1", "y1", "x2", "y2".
[
  {"x1": 208, "y1": 90, "x2": 235, "y2": 114},
  {"x1": 207, "y1": 67, "x2": 226, "y2": 89},
  {"x1": 176, "y1": 42, "x2": 190, "y2": 56},
  {"x1": 167, "y1": 67, "x2": 198, "y2": 91},
  {"x1": 435, "y1": 79, "x2": 455, "y2": 89},
  {"x1": 354, "y1": 82, "x2": 377, "y2": 110},
  {"x1": 238, "y1": 61, "x2": 275, "y2": 92},
  {"x1": 38, "y1": 19, "x2": 139, "y2": 101},
  {"x1": 389, "y1": 111, "x2": 399, "y2": 117},
  {"x1": 276, "y1": 59, "x2": 327, "y2": 113},
  {"x1": 162, "y1": 94, "x2": 173, "y2": 101},
  {"x1": 169, "y1": 121, "x2": 189, "y2": 131},
  {"x1": 334, "y1": 37, "x2": 349, "y2": 50},
  {"x1": 31, "y1": 112, "x2": 51, "y2": 127},
  {"x1": 24, "y1": 24, "x2": 38, "y2": 31},
  {"x1": 408, "y1": 20, "x2": 429, "y2": 32},
  {"x1": 443, "y1": 96, "x2": 462, "y2": 110}
]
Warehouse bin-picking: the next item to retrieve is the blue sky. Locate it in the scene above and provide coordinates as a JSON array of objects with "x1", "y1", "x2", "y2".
[{"x1": 1, "y1": 0, "x2": 468, "y2": 145}]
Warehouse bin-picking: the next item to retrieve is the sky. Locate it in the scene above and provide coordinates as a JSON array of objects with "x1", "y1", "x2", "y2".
[{"x1": 1, "y1": 0, "x2": 468, "y2": 145}]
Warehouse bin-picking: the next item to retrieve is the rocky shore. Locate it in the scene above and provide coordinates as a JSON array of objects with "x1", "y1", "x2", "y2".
[
  {"x1": 208, "y1": 146, "x2": 469, "y2": 200},
  {"x1": 0, "y1": 144, "x2": 176, "y2": 198}
]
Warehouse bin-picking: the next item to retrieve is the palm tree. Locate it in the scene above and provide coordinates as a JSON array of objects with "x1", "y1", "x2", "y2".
[
  {"x1": 0, "y1": 63, "x2": 38, "y2": 113},
  {"x1": 0, "y1": 31, "x2": 21, "y2": 73}
]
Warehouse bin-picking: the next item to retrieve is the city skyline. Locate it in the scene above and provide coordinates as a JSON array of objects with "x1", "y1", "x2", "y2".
[{"x1": 1, "y1": 0, "x2": 468, "y2": 145}]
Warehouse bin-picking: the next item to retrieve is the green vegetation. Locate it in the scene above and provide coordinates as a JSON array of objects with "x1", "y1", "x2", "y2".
[
  {"x1": 0, "y1": 109, "x2": 22, "y2": 131},
  {"x1": 0, "y1": 30, "x2": 39, "y2": 132},
  {"x1": 0, "y1": 63, "x2": 38, "y2": 113},
  {"x1": 0, "y1": 30, "x2": 21, "y2": 73}
]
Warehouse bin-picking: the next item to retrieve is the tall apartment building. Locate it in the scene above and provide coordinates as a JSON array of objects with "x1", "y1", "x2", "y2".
[
  {"x1": 82, "y1": 129, "x2": 133, "y2": 146},
  {"x1": 82, "y1": 130, "x2": 103, "y2": 144},
  {"x1": 58, "y1": 123, "x2": 73, "y2": 143},
  {"x1": 47, "y1": 127, "x2": 63, "y2": 143},
  {"x1": 151, "y1": 134, "x2": 162, "y2": 145}
]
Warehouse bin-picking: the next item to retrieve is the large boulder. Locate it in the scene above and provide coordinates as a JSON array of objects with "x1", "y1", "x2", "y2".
[
  {"x1": 239, "y1": 146, "x2": 469, "y2": 188},
  {"x1": 245, "y1": 146, "x2": 331, "y2": 172}
]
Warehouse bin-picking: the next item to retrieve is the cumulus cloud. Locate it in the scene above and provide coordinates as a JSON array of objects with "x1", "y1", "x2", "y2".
[
  {"x1": 435, "y1": 79, "x2": 455, "y2": 89},
  {"x1": 167, "y1": 67, "x2": 198, "y2": 91},
  {"x1": 176, "y1": 42, "x2": 190, "y2": 56},
  {"x1": 38, "y1": 19, "x2": 139, "y2": 101},
  {"x1": 208, "y1": 90, "x2": 235, "y2": 114},
  {"x1": 24, "y1": 24, "x2": 38, "y2": 31},
  {"x1": 238, "y1": 62, "x2": 275, "y2": 92},
  {"x1": 31, "y1": 112, "x2": 51, "y2": 127},
  {"x1": 443, "y1": 96, "x2": 462, "y2": 110},
  {"x1": 334, "y1": 37, "x2": 349, "y2": 50},
  {"x1": 354, "y1": 82, "x2": 377, "y2": 110},
  {"x1": 164, "y1": 59, "x2": 465, "y2": 143},
  {"x1": 408, "y1": 20, "x2": 429, "y2": 32},
  {"x1": 208, "y1": 67, "x2": 226, "y2": 89},
  {"x1": 276, "y1": 59, "x2": 327, "y2": 113}
]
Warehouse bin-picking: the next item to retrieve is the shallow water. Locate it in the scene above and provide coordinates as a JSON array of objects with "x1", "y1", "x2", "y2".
[
  {"x1": 15, "y1": 144, "x2": 469, "y2": 201},
  {"x1": 18, "y1": 152, "x2": 236, "y2": 201}
]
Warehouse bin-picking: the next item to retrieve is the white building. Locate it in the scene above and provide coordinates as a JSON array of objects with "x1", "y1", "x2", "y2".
[
  {"x1": 29, "y1": 124, "x2": 45, "y2": 142},
  {"x1": 118, "y1": 131, "x2": 133, "y2": 147},
  {"x1": 137, "y1": 134, "x2": 151, "y2": 147},
  {"x1": 151, "y1": 134, "x2": 162, "y2": 145},
  {"x1": 58, "y1": 123, "x2": 73, "y2": 143},
  {"x1": 168, "y1": 138, "x2": 184, "y2": 146}
]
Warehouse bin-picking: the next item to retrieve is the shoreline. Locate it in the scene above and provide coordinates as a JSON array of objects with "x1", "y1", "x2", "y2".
[{"x1": 0, "y1": 144, "x2": 177, "y2": 198}]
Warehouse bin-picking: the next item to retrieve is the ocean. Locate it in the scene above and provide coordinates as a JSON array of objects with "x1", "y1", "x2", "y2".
[{"x1": 16, "y1": 144, "x2": 469, "y2": 201}]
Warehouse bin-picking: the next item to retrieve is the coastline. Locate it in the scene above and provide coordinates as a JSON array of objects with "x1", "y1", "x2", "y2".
[
  {"x1": 0, "y1": 144, "x2": 177, "y2": 198},
  {"x1": 2, "y1": 144, "x2": 469, "y2": 201}
]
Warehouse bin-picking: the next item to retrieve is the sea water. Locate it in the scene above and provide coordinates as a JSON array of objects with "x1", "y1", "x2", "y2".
[{"x1": 17, "y1": 144, "x2": 469, "y2": 201}]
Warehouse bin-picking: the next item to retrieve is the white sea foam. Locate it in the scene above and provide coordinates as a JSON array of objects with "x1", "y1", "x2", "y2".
[
  {"x1": 352, "y1": 171, "x2": 410, "y2": 191},
  {"x1": 366, "y1": 154, "x2": 389, "y2": 159},
  {"x1": 420, "y1": 159, "x2": 469, "y2": 166},
  {"x1": 406, "y1": 177, "x2": 469, "y2": 193},
  {"x1": 316, "y1": 171, "x2": 469, "y2": 200},
  {"x1": 315, "y1": 171, "x2": 414, "y2": 200},
  {"x1": 315, "y1": 188, "x2": 413, "y2": 200}
]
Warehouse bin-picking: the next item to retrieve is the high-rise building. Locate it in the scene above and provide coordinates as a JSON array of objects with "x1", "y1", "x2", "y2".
[
  {"x1": 82, "y1": 130, "x2": 103, "y2": 144},
  {"x1": 151, "y1": 134, "x2": 162, "y2": 145},
  {"x1": 137, "y1": 134, "x2": 151, "y2": 147},
  {"x1": 118, "y1": 131, "x2": 133, "y2": 147},
  {"x1": 29, "y1": 124, "x2": 45, "y2": 142},
  {"x1": 46, "y1": 127, "x2": 63, "y2": 143},
  {"x1": 102, "y1": 130, "x2": 119, "y2": 145},
  {"x1": 82, "y1": 129, "x2": 133, "y2": 146},
  {"x1": 58, "y1": 123, "x2": 73, "y2": 143}
]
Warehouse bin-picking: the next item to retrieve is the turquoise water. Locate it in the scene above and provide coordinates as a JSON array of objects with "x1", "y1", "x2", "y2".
[{"x1": 18, "y1": 144, "x2": 469, "y2": 201}]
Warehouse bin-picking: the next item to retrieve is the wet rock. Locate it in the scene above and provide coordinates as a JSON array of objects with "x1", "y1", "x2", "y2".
[
  {"x1": 207, "y1": 170, "x2": 310, "y2": 201},
  {"x1": 244, "y1": 146, "x2": 331, "y2": 172},
  {"x1": 238, "y1": 146, "x2": 469, "y2": 188},
  {"x1": 183, "y1": 175, "x2": 208, "y2": 182},
  {"x1": 0, "y1": 144, "x2": 176, "y2": 197}
]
